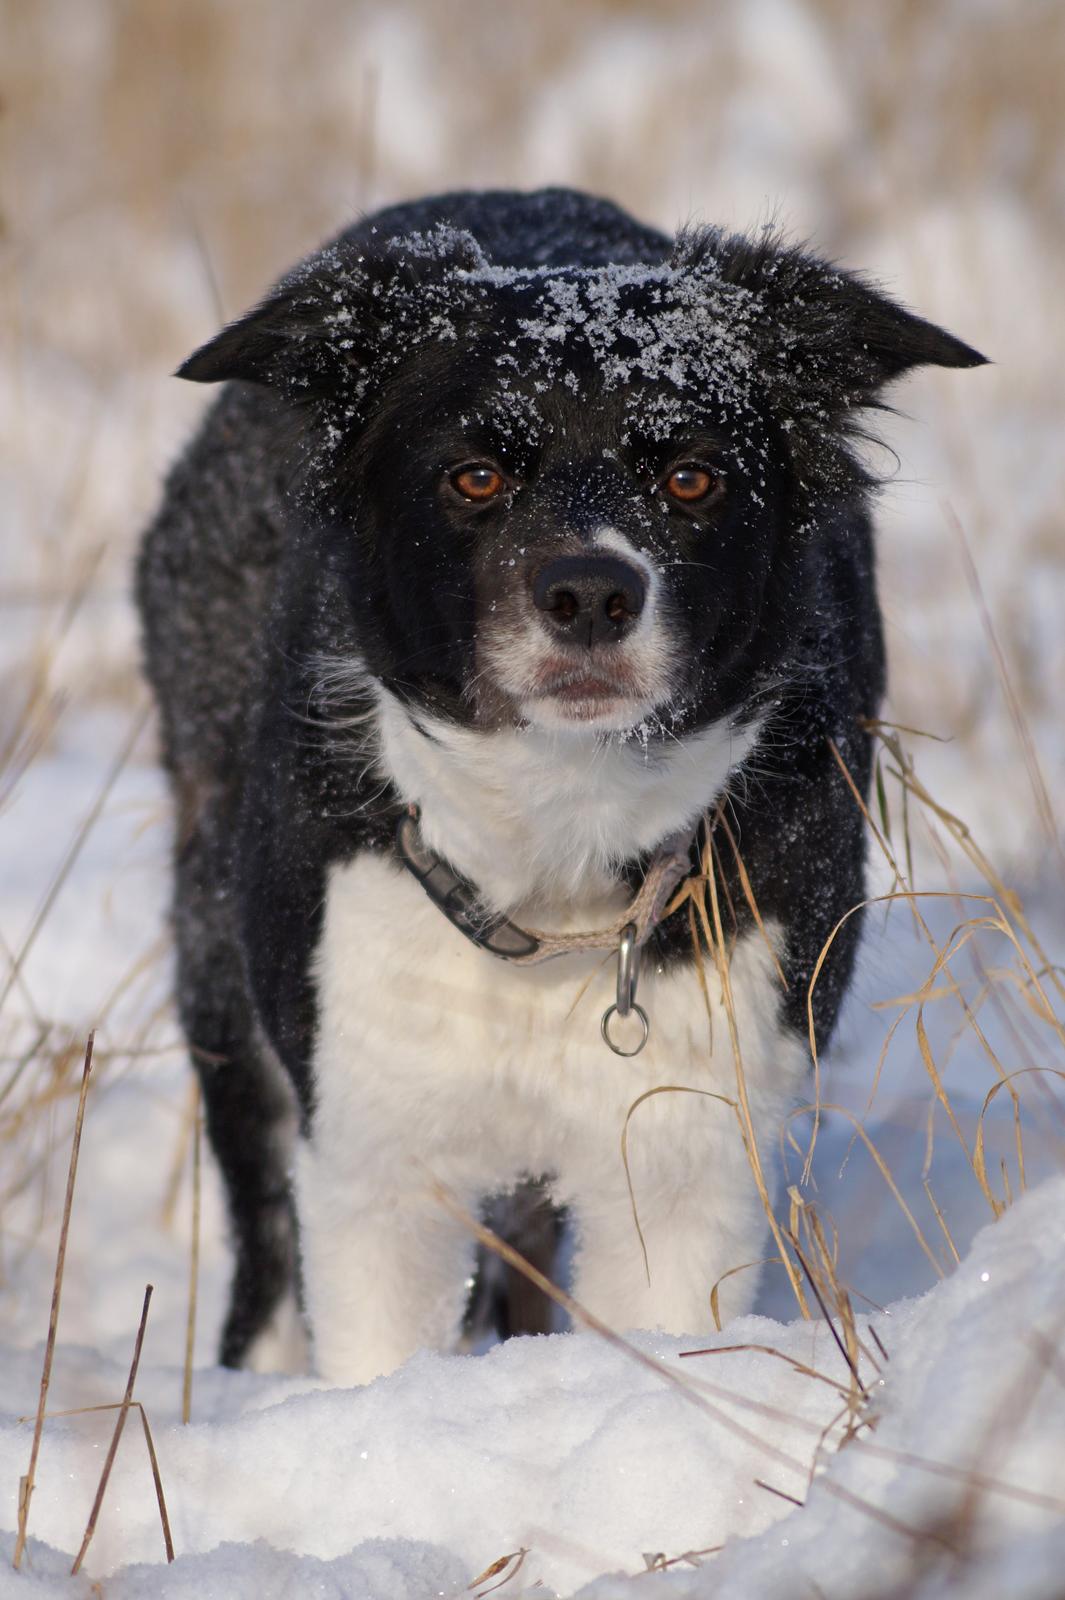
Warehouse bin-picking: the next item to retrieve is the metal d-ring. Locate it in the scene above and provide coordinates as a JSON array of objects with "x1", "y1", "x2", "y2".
[
  {"x1": 601, "y1": 923, "x2": 650, "y2": 1057},
  {"x1": 601, "y1": 1002, "x2": 650, "y2": 1057}
]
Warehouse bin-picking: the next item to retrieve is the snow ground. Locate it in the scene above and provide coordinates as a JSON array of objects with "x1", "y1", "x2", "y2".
[{"x1": 2, "y1": 1068, "x2": 1064, "y2": 1597}]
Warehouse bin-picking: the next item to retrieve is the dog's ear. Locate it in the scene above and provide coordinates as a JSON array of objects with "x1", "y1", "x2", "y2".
[
  {"x1": 674, "y1": 227, "x2": 987, "y2": 404},
  {"x1": 815, "y1": 275, "x2": 988, "y2": 386},
  {"x1": 176, "y1": 225, "x2": 485, "y2": 398},
  {"x1": 176, "y1": 281, "x2": 328, "y2": 387}
]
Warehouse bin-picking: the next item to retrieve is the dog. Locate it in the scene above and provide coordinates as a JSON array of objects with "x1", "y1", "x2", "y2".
[{"x1": 137, "y1": 187, "x2": 984, "y2": 1384}]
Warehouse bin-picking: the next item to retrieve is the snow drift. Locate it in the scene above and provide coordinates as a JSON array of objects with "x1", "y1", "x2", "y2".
[{"x1": 3, "y1": 1173, "x2": 1064, "y2": 1598}]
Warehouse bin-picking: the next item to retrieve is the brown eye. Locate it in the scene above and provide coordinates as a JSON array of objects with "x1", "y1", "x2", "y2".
[
  {"x1": 664, "y1": 465, "x2": 723, "y2": 504},
  {"x1": 450, "y1": 464, "x2": 506, "y2": 502}
]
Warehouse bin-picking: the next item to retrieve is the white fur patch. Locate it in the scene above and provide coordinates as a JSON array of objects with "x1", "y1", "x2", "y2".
[
  {"x1": 293, "y1": 690, "x2": 795, "y2": 1387},
  {"x1": 375, "y1": 689, "x2": 760, "y2": 916},
  {"x1": 243, "y1": 1291, "x2": 310, "y2": 1376},
  {"x1": 301, "y1": 872, "x2": 802, "y2": 1387}
]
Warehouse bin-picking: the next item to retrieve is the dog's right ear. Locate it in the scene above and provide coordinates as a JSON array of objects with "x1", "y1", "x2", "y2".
[
  {"x1": 176, "y1": 283, "x2": 322, "y2": 387},
  {"x1": 176, "y1": 224, "x2": 486, "y2": 399}
]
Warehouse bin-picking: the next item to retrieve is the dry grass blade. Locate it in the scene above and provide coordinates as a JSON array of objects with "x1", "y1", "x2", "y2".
[
  {"x1": 821, "y1": 1478, "x2": 959, "y2": 1554},
  {"x1": 664, "y1": 819, "x2": 807, "y2": 1315},
  {"x1": 754, "y1": 1477, "x2": 805, "y2": 1508},
  {"x1": 678, "y1": 1341, "x2": 852, "y2": 1399},
  {"x1": 714, "y1": 805, "x2": 787, "y2": 989},
  {"x1": 631, "y1": 1542, "x2": 723, "y2": 1575},
  {"x1": 944, "y1": 502, "x2": 1065, "y2": 877},
  {"x1": 799, "y1": 885, "x2": 959, "y2": 1182},
  {"x1": 0, "y1": 702, "x2": 150, "y2": 1016},
  {"x1": 787, "y1": 1233, "x2": 867, "y2": 1398},
  {"x1": 825, "y1": 732, "x2": 1055, "y2": 1120},
  {"x1": 468, "y1": 1547, "x2": 528, "y2": 1595},
  {"x1": 974, "y1": 1068, "x2": 1065, "y2": 1199},
  {"x1": 0, "y1": 542, "x2": 102, "y2": 806},
  {"x1": 620, "y1": 1082, "x2": 738, "y2": 1287},
  {"x1": 13, "y1": 1397, "x2": 174, "y2": 1552},
  {"x1": 806, "y1": 1399, "x2": 854, "y2": 1495},
  {"x1": 788, "y1": 1102, "x2": 944, "y2": 1280},
  {"x1": 874, "y1": 749, "x2": 891, "y2": 842},
  {"x1": 923, "y1": 1180, "x2": 961, "y2": 1266},
  {"x1": 686, "y1": 898, "x2": 714, "y2": 1052},
  {"x1": 915, "y1": 1006, "x2": 998, "y2": 1216},
  {"x1": 0, "y1": 690, "x2": 65, "y2": 818},
  {"x1": 135, "y1": 1402, "x2": 174, "y2": 1563},
  {"x1": 852, "y1": 1437, "x2": 1065, "y2": 1516},
  {"x1": 71, "y1": 1283, "x2": 155, "y2": 1576},
  {"x1": 810, "y1": 731, "x2": 1017, "y2": 1183},
  {"x1": 692, "y1": 826, "x2": 810, "y2": 1317},
  {"x1": 871, "y1": 724, "x2": 1065, "y2": 1013},
  {"x1": 709, "y1": 1257, "x2": 780, "y2": 1333},
  {"x1": 929, "y1": 1309, "x2": 1065, "y2": 1558},
  {"x1": 26, "y1": 1399, "x2": 177, "y2": 1565},
  {"x1": 803, "y1": 869, "x2": 1040, "y2": 1217},
  {"x1": 182, "y1": 1082, "x2": 202, "y2": 1425},
  {"x1": 160, "y1": 1074, "x2": 199, "y2": 1230},
  {"x1": 862, "y1": 718, "x2": 952, "y2": 744},
  {"x1": 0, "y1": 1022, "x2": 50, "y2": 1115},
  {"x1": 803, "y1": 1205, "x2": 877, "y2": 1384},
  {"x1": 13, "y1": 1031, "x2": 94, "y2": 1571}
]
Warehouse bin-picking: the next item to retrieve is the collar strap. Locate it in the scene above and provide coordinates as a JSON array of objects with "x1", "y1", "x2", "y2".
[{"x1": 394, "y1": 806, "x2": 696, "y2": 966}]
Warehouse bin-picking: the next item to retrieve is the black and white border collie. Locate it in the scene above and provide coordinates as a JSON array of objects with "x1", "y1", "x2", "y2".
[{"x1": 137, "y1": 187, "x2": 984, "y2": 1383}]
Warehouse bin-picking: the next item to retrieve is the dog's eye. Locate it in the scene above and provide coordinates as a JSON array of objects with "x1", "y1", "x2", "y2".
[
  {"x1": 449, "y1": 464, "x2": 506, "y2": 502},
  {"x1": 663, "y1": 464, "x2": 724, "y2": 505}
]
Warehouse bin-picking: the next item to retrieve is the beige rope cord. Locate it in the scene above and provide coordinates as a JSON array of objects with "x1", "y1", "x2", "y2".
[
  {"x1": 394, "y1": 807, "x2": 698, "y2": 965},
  {"x1": 394, "y1": 806, "x2": 702, "y2": 1056}
]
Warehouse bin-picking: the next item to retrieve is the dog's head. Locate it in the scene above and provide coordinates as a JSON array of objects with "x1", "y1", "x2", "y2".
[{"x1": 179, "y1": 216, "x2": 985, "y2": 740}]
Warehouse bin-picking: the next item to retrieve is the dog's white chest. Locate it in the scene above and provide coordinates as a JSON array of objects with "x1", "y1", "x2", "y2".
[
  {"x1": 297, "y1": 848, "x2": 805, "y2": 1382},
  {"x1": 310, "y1": 851, "x2": 801, "y2": 1197}
]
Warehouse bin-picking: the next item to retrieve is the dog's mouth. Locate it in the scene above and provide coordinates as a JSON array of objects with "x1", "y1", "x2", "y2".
[
  {"x1": 476, "y1": 618, "x2": 678, "y2": 734},
  {"x1": 523, "y1": 656, "x2": 650, "y2": 726}
]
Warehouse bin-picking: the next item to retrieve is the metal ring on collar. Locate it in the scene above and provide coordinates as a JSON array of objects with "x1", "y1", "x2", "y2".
[
  {"x1": 616, "y1": 922, "x2": 640, "y2": 1017},
  {"x1": 600, "y1": 1002, "x2": 650, "y2": 1057}
]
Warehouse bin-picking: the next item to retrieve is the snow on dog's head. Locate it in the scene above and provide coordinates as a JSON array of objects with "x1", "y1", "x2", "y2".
[{"x1": 178, "y1": 209, "x2": 984, "y2": 740}]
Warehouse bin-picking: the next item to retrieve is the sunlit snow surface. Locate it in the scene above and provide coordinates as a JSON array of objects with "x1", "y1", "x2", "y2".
[{"x1": 2, "y1": 1045, "x2": 1064, "y2": 1599}]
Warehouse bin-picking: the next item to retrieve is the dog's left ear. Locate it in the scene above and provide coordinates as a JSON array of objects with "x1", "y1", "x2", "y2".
[
  {"x1": 675, "y1": 227, "x2": 988, "y2": 403},
  {"x1": 785, "y1": 262, "x2": 990, "y2": 393}
]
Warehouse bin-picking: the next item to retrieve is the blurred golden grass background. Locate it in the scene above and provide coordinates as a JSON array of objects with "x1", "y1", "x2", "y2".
[{"x1": 3, "y1": 0, "x2": 1063, "y2": 877}]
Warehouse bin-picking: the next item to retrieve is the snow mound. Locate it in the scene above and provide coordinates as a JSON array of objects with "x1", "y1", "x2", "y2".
[{"x1": 3, "y1": 1177, "x2": 1064, "y2": 1598}]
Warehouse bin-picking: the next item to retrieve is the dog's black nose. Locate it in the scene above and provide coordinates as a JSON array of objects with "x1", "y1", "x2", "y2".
[{"x1": 532, "y1": 554, "x2": 646, "y2": 647}]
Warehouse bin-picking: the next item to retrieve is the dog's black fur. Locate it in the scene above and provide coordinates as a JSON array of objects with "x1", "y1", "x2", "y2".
[{"x1": 137, "y1": 188, "x2": 985, "y2": 1369}]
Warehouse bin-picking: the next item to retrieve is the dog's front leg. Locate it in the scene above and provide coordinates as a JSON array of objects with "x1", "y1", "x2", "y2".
[
  {"x1": 295, "y1": 1140, "x2": 478, "y2": 1386},
  {"x1": 564, "y1": 1112, "x2": 774, "y2": 1339}
]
